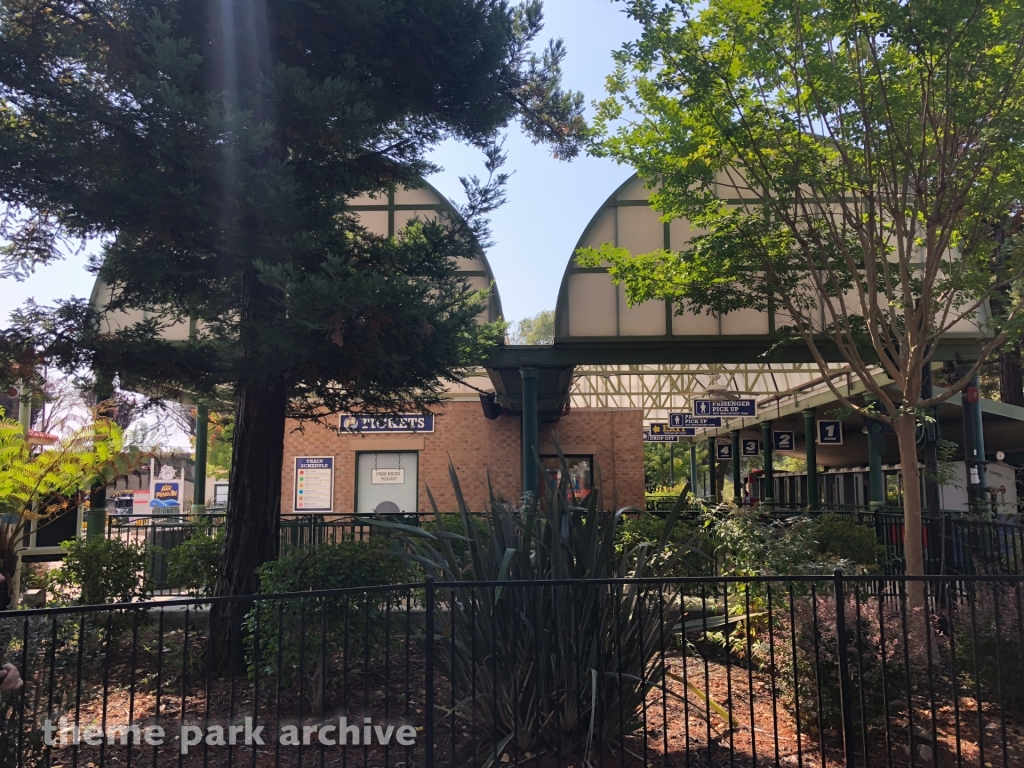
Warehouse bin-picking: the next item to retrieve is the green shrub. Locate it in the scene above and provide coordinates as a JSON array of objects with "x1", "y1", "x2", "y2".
[
  {"x1": 807, "y1": 514, "x2": 885, "y2": 571},
  {"x1": 246, "y1": 539, "x2": 406, "y2": 709},
  {"x1": 384, "y1": 458, "x2": 695, "y2": 757},
  {"x1": 615, "y1": 512, "x2": 713, "y2": 577},
  {"x1": 46, "y1": 536, "x2": 152, "y2": 606},
  {"x1": 166, "y1": 528, "x2": 224, "y2": 597}
]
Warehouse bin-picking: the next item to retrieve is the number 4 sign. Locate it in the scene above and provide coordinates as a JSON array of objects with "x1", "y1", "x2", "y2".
[{"x1": 817, "y1": 420, "x2": 843, "y2": 445}]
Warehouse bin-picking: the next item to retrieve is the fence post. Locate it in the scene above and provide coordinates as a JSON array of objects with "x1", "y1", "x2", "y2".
[
  {"x1": 833, "y1": 568, "x2": 857, "y2": 768},
  {"x1": 424, "y1": 575, "x2": 435, "y2": 768}
]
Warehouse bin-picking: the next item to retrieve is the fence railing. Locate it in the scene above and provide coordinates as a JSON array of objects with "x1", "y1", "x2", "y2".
[{"x1": 1, "y1": 573, "x2": 1021, "y2": 768}]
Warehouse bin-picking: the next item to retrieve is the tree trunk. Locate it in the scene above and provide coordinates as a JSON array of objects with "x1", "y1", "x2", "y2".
[
  {"x1": 894, "y1": 414, "x2": 925, "y2": 608},
  {"x1": 999, "y1": 345, "x2": 1024, "y2": 407},
  {"x1": 210, "y1": 375, "x2": 287, "y2": 668}
]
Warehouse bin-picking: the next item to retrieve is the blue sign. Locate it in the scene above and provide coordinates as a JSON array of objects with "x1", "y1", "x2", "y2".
[
  {"x1": 741, "y1": 438, "x2": 760, "y2": 456},
  {"x1": 817, "y1": 420, "x2": 843, "y2": 445},
  {"x1": 151, "y1": 482, "x2": 180, "y2": 508},
  {"x1": 294, "y1": 456, "x2": 334, "y2": 512},
  {"x1": 670, "y1": 412, "x2": 723, "y2": 428},
  {"x1": 692, "y1": 399, "x2": 758, "y2": 418},
  {"x1": 773, "y1": 431, "x2": 795, "y2": 451},
  {"x1": 715, "y1": 443, "x2": 733, "y2": 460},
  {"x1": 650, "y1": 423, "x2": 695, "y2": 436},
  {"x1": 341, "y1": 414, "x2": 434, "y2": 433}
]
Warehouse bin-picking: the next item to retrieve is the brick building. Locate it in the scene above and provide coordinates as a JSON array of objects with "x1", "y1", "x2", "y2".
[{"x1": 280, "y1": 399, "x2": 644, "y2": 515}]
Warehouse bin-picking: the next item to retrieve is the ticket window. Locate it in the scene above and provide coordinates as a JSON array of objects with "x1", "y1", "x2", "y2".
[{"x1": 356, "y1": 452, "x2": 419, "y2": 515}]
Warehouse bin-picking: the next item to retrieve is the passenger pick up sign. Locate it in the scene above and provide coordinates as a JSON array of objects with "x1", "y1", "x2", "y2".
[
  {"x1": 294, "y1": 457, "x2": 334, "y2": 512},
  {"x1": 692, "y1": 399, "x2": 758, "y2": 418}
]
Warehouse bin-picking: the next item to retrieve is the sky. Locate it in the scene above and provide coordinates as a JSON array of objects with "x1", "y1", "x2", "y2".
[{"x1": 0, "y1": 0, "x2": 643, "y2": 329}]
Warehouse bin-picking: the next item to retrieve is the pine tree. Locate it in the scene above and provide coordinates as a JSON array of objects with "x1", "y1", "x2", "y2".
[{"x1": 0, "y1": 0, "x2": 584, "y2": 640}]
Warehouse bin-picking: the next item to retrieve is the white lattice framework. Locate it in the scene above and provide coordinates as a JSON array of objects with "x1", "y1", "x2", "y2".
[{"x1": 568, "y1": 363, "x2": 859, "y2": 427}]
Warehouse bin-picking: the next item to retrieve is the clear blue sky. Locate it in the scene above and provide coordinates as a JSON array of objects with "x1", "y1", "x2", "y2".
[{"x1": 0, "y1": 0, "x2": 641, "y2": 329}]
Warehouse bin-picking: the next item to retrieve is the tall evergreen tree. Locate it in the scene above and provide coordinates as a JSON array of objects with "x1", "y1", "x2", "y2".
[{"x1": 0, "y1": 0, "x2": 584, "y2": 634}]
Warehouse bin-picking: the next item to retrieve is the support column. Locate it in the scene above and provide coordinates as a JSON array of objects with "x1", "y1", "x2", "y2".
[
  {"x1": 761, "y1": 420, "x2": 774, "y2": 508},
  {"x1": 193, "y1": 404, "x2": 209, "y2": 517},
  {"x1": 669, "y1": 442, "x2": 675, "y2": 487},
  {"x1": 731, "y1": 430, "x2": 742, "y2": 506},
  {"x1": 920, "y1": 365, "x2": 942, "y2": 515},
  {"x1": 962, "y1": 371, "x2": 989, "y2": 513},
  {"x1": 520, "y1": 367, "x2": 539, "y2": 501},
  {"x1": 87, "y1": 375, "x2": 114, "y2": 539},
  {"x1": 803, "y1": 409, "x2": 818, "y2": 511},
  {"x1": 689, "y1": 442, "x2": 698, "y2": 497},
  {"x1": 707, "y1": 436, "x2": 717, "y2": 502},
  {"x1": 17, "y1": 380, "x2": 31, "y2": 437},
  {"x1": 865, "y1": 395, "x2": 885, "y2": 510}
]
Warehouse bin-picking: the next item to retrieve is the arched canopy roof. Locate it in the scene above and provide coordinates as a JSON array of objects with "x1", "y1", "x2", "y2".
[
  {"x1": 552, "y1": 172, "x2": 988, "y2": 362},
  {"x1": 89, "y1": 180, "x2": 503, "y2": 339}
]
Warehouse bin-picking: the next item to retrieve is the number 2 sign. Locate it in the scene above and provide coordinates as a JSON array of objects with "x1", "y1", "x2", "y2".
[
  {"x1": 817, "y1": 420, "x2": 843, "y2": 445},
  {"x1": 773, "y1": 431, "x2": 795, "y2": 451}
]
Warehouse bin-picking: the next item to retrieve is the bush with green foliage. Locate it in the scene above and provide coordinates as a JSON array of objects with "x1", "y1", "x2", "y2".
[
  {"x1": 246, "y1": 539, "x2": 406, "y2": 710},
  {"x1": 383, "y1": 458, "x2": 706, "y2": 757},
  {"x1": 166, "y1": 527, "x2": 224, "y2": 597},
  {"x1": 700, "y1": 510, "x2": 885, "y2": 576},
  {"x1": 805, "y1": 514, "x2": 886, "y2": 571},
  {"x1": 46, "y1": 536, "x2": 151, "y2": 606},
  {"x1": 615, "y1": 512, "x2": 713, "y2": 577}
]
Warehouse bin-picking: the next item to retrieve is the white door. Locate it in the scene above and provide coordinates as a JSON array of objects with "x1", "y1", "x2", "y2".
[{"x1": 356, "y1": 452, "x2": 418, "y2": 515}]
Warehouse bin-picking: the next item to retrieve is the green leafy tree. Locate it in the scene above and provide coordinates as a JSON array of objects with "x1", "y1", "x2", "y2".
[
  {"x1": 583, "y1": 0, "x2": 1024, "y2": 601},
  {"x1": 510, "y1": 309, "x2": 556, "y2": 344},
  {"x1": 0, "y1": 411, "x2": 143, "y2": 605},
  {"x1": 0, "y1": 0, "x2": 585, "y2": 632}
]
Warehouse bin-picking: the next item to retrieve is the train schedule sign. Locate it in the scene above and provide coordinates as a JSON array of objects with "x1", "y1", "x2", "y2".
[{"x1": 294, "y1": 456, "x2": 334, "y2": 512}]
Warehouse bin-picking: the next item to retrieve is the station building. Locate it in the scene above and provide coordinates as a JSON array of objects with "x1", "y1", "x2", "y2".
[{"x1": 88, "y1": 171, "x2": 1023, "y2": 521}]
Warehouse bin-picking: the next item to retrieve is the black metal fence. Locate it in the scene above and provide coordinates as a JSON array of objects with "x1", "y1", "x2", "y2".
[{"x1": 1, "y1": 573, "x2": 1022, "y2": 767}]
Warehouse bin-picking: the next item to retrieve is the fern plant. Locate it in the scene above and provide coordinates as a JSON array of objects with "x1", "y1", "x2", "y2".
[
  {"x1": 0, "y1": 411, "x2": 146, "y2": 605},
  {"x1": 381, "y1": 454, "x2": 705, "y2": 759}
]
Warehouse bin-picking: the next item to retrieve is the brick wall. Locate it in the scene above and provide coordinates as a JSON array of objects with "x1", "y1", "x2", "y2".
[{"x1": 280, "y1": 402, "x2": 644, "y2": 514}]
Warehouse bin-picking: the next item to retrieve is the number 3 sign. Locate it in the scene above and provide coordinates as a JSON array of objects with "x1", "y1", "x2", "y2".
[{"x1": 817, "y1": 420, "x2": 843, "y2": 445}]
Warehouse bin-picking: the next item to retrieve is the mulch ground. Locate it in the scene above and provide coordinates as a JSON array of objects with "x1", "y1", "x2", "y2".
[{"x1": 10, "y1": 615, "x2": 1021, "y2": 768}]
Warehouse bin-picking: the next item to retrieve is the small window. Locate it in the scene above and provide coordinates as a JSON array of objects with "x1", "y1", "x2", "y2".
[
  {"x1": 213, "y1": 484, "x2": 229, "y2": 506},
  {"x1": 540, "y1": 455, "x2": 593, "y2": 503}
]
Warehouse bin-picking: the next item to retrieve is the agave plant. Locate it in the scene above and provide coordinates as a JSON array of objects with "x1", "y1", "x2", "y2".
[{"x1": 381, "y1": 452, "x2": 707, "y2": 759}]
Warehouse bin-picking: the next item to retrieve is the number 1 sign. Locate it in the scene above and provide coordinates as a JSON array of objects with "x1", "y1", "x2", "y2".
[{"x1": 817, "y1": 420, "x2": 843, "y2": 445}]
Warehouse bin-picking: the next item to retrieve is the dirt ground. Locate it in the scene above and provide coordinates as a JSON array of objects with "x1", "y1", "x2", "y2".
[{"x1": 17, "y1": 619, "x2": 1018, "y2": 768}]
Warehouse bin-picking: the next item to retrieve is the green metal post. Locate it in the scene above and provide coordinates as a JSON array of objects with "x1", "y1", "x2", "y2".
[
  {"x1": 689, "y1": 443, "x2": 698, "y2": 496},
  {"x1": 865, "y1": 395, "x2": 885, "y2": 510},
  {"x1": 761, "y1": 420, "x2": 774, "y2": 508},
  {"x1": 731, "y1": 429, "x2": 741, "y2": 506},
  {"x1": 803, "y1": 409, "x2": 818, "y2": 511},
  {"x1": 707, "y1": 436, "x2": 717, "y2": 502},
  {"x1": 192, "y1": 404, "x2": 209, "y2": 516},
  {"x1": 520, "y1": 367, "x2": 539, "y2": 500},
  {"x1": 961, "y1": 371, "x2": 989, "y2": 513},
  {"x1": 87, "y1": 375, "x2": 114, "y2": 539}
]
